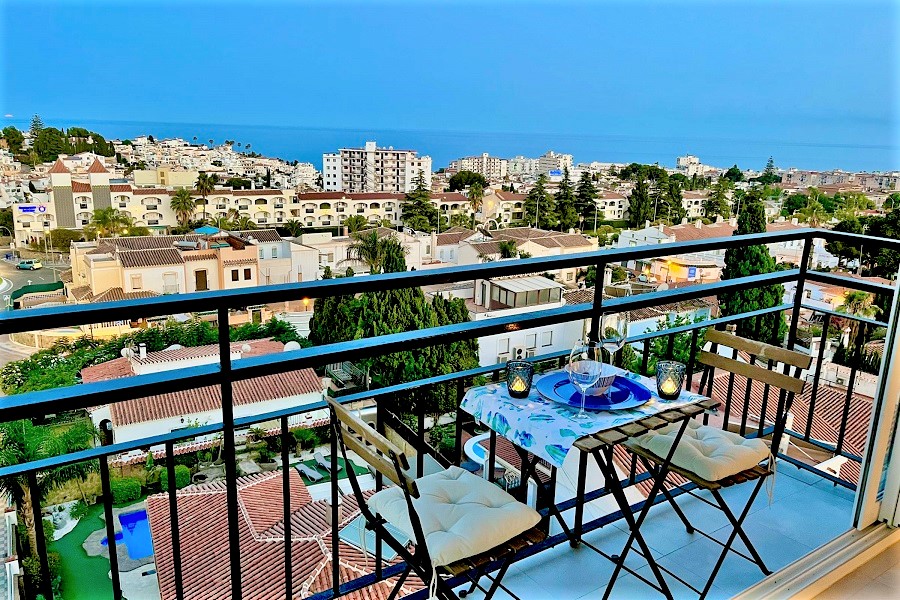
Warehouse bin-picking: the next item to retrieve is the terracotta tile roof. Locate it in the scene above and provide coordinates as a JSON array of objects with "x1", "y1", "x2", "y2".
[
  {"x1": 436, "y1": 228, "x2": 475, "y2": 245},
  {"x1": 183, "y1": 251, "x2": 218, "y2": 261},
  {"x1": 59, "y1": 269, "x2": 73, "y2": 283},
  {"x1": 110, "y1": 184, "x2": 132, "y2": 193},
  {"x1": 432, "y1": 192, "x2": 468, "y2": 202},
  {"x1": 494, "y1": 191, "x2": 527, "y2": 202},
  {"x1": 48, "y1": 158, "x2": 70, "y2": 174},
  {"x1": 355, "y1": 227, "x2": 401, "y2": 240},
  {"x1": 92, "y1": 287, "x2": 160, "y2": 304},
  {"x1": 297, "y1": 192, "x2": 406, "y2": 201},
  {"x1": 663, "y1": 222, "x2": 736, "y2": 241},
  {"x1": 21, "y1": 294, "x2": 66, "y2": 308},
  {"x1": 468, "y1": 239, "x2": 525, "y2": 255},
  {"x1": 147, "y1": 472, "x2": 420, "y2": 600},
  {"x1": 80, "y1": 357, "x2": 133, "y2": 383},
  {"x1": 118, "y1": 248, "x2": 185, "y2": 268},
  {"x1": 223, "y1": 258, "x2": 256, "y2": 266},
  {"x1": 598, "y1": 191, "x2": 626, "y2": 200},
  {"x1": 231, "y1": 189, "x2": 287, "y2": 196},
  {"x1": 234, "y1": 229, "x2": 282, "y2": 243},
  {"x1": 71, "y1": 181, "x2": 92, "y2": 193},
  {"x1": 69, "y1": 285, "x2": 93, "y2": 301},
  {"x1": 100, "y1": 234, "x2": 203, "y2": 251},
  {"x1": 107, "y1": 368, "x2": 322, "y2": 427},
  {"x1": 132, "y1": 188, "x2": 172, "y2": 196},
  {"x1": 88, "y1": 158, "x2": 108, "y2": 173},
  {"x1": 682, "y1": 191, "x2": 709, "y2": 199},
  {"x1": 563, "y1": 288, "x2": 595, "y2": 305},
  {"x1": 490, "y1": 227, "x2": 552, "y2": 240},
  {"x1": 527, "y1": 233, "x2": 594, "y2": 249}
]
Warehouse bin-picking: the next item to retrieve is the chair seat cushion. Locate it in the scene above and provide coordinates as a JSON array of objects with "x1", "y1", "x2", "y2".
[
  {"x1": 367, "y1": 465, "x2": 541, "y2": 567},
  {"x1": 626, "y1": 421, "x2": 769, "y2": 482}
]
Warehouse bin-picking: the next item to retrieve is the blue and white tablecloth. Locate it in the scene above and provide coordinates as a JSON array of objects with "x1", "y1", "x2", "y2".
[{"x1": 459, "y1": 368, "x2": 707, "y2": 468}]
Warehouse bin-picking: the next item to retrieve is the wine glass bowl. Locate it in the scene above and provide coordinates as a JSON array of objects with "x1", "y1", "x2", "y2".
[
  {"x1": 567, "y1": 340, "x2": 603, "y2": 420},
  {"x1": 598, "y1": 312, "x2": 629, "y2": 401}
]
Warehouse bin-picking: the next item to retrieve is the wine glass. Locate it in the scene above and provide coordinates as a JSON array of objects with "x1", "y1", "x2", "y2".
[
  {"x1": 567, "y1": 339, "x2": 603, "y2": 420},
  {"x1": 600, "y1": 312, "x2": 629, "y2": 401}
]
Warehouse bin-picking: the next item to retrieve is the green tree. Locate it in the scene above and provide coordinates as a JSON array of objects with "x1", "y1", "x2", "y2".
[
  {"x1": 884, "y1": 193, "x2": 900, "y2": 210},
  {"x1": 47, "y1": 228, "x2": 83, "y2": 250},
  {"x1": 0, "y1": 419, "x2": 97, "y2": 566},
  {"x1": 194, "y1": 172, "x2": 218, "y2": 221},
  {"x1": 498, "y1": 240, "x2": 518, "y2": 259},
  {"x1": 723, "y1": 165, "x2": 744, "y2": 183},
  {"x1": 33, "y1": 127, "x2": 70, "y2": 162},
  {"x1": 224, "y1": 177, "x2": 251, "y2": 189},
  {"x1": 575, "y1": 170, "x2": 598, "y2": 224},
  {"x1": 657, "y1": 178, "x2": 686, "y2": 224},
  {"x1": 555, "y1": 167, "x2": 578, "y2": 231},
  {"x1": 280, "y1": 219, "x2": 304, "y2": 237},
  {"x1": 0, "y1": 208, "x2": 13, "y2": 235},
  {"x1": 703, "y1": 179, "x2": 731, "y2": 219},
  {"x1": 799, "y1": 199, "x2": 826, "y2": 227},
  {"x1": 524, "y1": 174, "x2": 556, "y2": 229},
  {"x1": 468, "y1": 181, "x2": 484, "y2": 228},
  {"x1": 401, "y1": 171, "x2": 439, "y2": 231},
  {"x1": 86, "y1": 207, "x2": 129, "y2": 239},
  {"x1": 29, "y1": 114, "x2": 44, "y2": 138},
  {"x1": 837, "y1": 290, "x2": 881, "y2": 357},
  {"x1": 447, "y1": 170, "x2": 488, "y2": 192},
  {"x1": 628, "y1": 176, "x2": 653, "y2": 227},
  {"x1": 719, "y1": 190, "x2": 786, "y2": 343},
  {"x1": 342, "y1": 214, "x2": 368, "y2": 233},
  {"x1": 825, "y1": 218, "x2": 864, "y2": 267},
  {"x1": 1, "y1": 126, "x2": 24, "y2": 153},
  {"x1": 782, "y1": 193, "x2": 808, "y2": 217},
  {"x1": 170, "y1": 188, "x2": 196, "y2": 228}
]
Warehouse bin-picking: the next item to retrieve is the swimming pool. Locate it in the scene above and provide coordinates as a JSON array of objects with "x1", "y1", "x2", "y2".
[
  {"x1": 464, "y1": 432, "x2": 490, "y2": 464},
  {"x1": 100, "y1": 509, "x2": 154, "y2": 560}
]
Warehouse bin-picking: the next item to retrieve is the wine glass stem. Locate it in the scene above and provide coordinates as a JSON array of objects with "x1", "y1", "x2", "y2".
[
  {"x1": 607, "y1": 350, "x2": 614, "y2": 403},
  {"x1": 580, "y1": 388, "x2": 586, "y2": 418}
]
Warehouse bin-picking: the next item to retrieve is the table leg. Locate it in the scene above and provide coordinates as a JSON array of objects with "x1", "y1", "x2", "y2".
[{"x1": 572, "y1": 450, "x2": 588, "y2": 548}]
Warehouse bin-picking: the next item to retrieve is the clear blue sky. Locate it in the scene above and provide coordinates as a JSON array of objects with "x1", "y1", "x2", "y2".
[{"x1": 1, "y1": 0, "x2": 897, "y2": 169}]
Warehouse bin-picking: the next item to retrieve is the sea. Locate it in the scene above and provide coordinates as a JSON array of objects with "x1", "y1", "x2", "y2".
[{"x1": 5, "y1": 117, "x2": 897, "y2": 174}]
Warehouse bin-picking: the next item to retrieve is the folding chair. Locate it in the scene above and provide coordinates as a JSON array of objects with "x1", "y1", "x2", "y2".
[
  {"x1": 622, "y1": 330, "x2": 811, "y2": 599},
  {"x1": 315, "y1": 450, "x2": 343, "y2": 474},
  {"x1": 326, "y1": 396, "x2": 546, "y2": 600}
]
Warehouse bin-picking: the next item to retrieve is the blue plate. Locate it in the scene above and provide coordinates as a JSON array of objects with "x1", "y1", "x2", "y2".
[{"x1": 534, "y1": 372, "x2": 653, "y2": 411}]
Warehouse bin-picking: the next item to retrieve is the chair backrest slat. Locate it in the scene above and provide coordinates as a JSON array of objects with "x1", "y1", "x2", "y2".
[
  {"x1": 705, "y1": 329, "x2": 812, "y2": 370},
  {"x1": 325, "y1": 396, "x2": 419, "y2": 497},
  {"x1": 698, "y1": 350, "x2": 805, "y2": 394}
]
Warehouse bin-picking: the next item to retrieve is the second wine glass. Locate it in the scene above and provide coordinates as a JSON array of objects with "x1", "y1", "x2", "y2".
[
  {"x1": 567, "y1": 339, "x2": 603, "y2": 420},
  {"x1": 599, "y1": 312, "x2": 629, "y2": 401}
]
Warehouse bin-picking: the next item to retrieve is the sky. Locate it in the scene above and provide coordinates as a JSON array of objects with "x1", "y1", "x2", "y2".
[{"x1": 1, "y1": 0, "x2": 897, "y2": 170}]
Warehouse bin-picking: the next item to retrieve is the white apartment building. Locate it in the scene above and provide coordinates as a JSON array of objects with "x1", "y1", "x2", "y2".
[
  {"x1": 676, "y1": 154, "x2": 701, "y2": 176},
  {"x1": 297, "y1": 227, "x2": 427, "y2": 276},
  {"x1": 292, "y1": 191, "x2": 469, "y2": 229},
  {"x1": 537, "y1": 151, "x2": 573, "y2": 176},
  {"x1": 597, "y1": 191, "x2": 628, "y2": 221},
  {"x1": 322, "y1": 141, "x2": 432, "y2": 193},
  {"x1": 449, "y1": 153, "x2": 508, "y2": 180},
  {"x1": 507, "y1": 156, "x2": 538, "y2": 177}
]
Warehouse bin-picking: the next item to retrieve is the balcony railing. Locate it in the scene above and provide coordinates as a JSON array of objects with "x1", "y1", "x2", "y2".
[{"x1": 0, "y1": 228, "x2": 896, "y2": 600}]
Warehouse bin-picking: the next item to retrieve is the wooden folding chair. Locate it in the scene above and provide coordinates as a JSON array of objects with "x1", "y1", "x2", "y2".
[
  {"x1": 623, "y1": 329, "x2": 811, "y2": 599},
  {"x1": 326, "y1": 396, "x2": 546, "y2": 600}
]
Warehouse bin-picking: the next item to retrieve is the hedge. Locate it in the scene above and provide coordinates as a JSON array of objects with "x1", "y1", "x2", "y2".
[
  {"x1": 160, "y1": 464, "x2": 191, "y2": 490},
  {"x1": 110, "y1": 477, "x2": 141, "y2": 504}
]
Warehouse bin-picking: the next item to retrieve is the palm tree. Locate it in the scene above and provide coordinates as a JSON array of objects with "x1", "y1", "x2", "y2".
[
  {"x1": 838, "y1": 290, "x2": 882, "y2": 353},
  {"x1": 88, "y1": 207, "x2": 129, "y2": 238},
  {"x1": 170, "y1": 188, "x2": 196, "y2": 228},
  {"x1": 799, "y1": 199, "x2": 826, "y2": 227},
  {"x1": 0, "y1": 419, "x2": 97, "y2": 564},
  {"x1": 468, "y1": 182, "x2": 484, "y2": 229},
  {"x1": 235, "y1": 215, "x2": 256, "y2": 230},
  {"x1": 343, "y1": 214, "x2": 367, "y2": 233},
  {"x1": 348, "y1": 230, "x2": 385, "y2": 274},
  {"x1": 194, "y1": 172, "x2": 218, "y2": 221},
  {"x1": 208, "y1": 138, "x2": 214, "y2": 147},
  {"x1": 210, "y1": 216, "x2": 232, "y2": 230},
  {"x1": 281, "y1": 219, "x2": 304, "y2": 237}
]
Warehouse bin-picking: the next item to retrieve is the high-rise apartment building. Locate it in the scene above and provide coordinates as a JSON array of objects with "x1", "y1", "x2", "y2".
[
  {"x1": 449, "y1": 152, "x2": 508, "y2": 180},
  {"x1": 322, "y1": 141, "x2": 432, "y2": 193},
  {"x1": 537, "y1": 150, "x2": 573, "y2": 175}
]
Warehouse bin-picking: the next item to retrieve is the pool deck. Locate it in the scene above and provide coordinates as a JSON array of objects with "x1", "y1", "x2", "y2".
[{"x1": 83, "y1": 500, "x2": 155, "y2": 573}]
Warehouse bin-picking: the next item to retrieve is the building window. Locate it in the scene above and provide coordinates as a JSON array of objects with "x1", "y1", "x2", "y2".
[
  {"x1": 259, "y1": 249, "x2": 264, "y2": 259},
  {"x1": 498, "y1": 338, "x2": 510, "y2": 354},
  {"x1": 525, "y1": 334, "x2": 537, "y2": 349},
  {"x1": 130, "y1": 274, "x2": 142, "y2": 290},
  {"x1": 244, "y1": 268, "x2": 251, "y2": 280},
  {"x1": 271, "y1": 248, "x2": 278, "y2": 259},
  {"x1": 541, "y1": 331, "x2": 553, "y2": 347},
  {"x1": 231, "y1": 269, "x2": 239, "y2": 282}
]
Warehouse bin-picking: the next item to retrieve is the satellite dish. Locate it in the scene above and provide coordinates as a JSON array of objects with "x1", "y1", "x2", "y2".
[
  {"x1": 283, "y1": 341, "x2": 301, "y2": 352},
  {"x1": 165, "y1": 344, "x2": 184, "y2": 351},
  {"x1": 241, "y1": 343, "x2": 252, "y2": 352},
  {"x1": 657, "y1": 283, "x2": 669, "y2": 291},
  {"x1": 120, "y1": 347, "x2": 134, "y2": 358}
]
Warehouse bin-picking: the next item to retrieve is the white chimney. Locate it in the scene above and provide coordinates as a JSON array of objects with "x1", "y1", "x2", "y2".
[
  {"x1": 657, "y1": 223, "x2": 665, "y2": 232},
  {"x1": 138, "y1": 343, "x2": 147, "y2": 359},
  {"x1": 681, "y1": 217, "x2": 688, "y2": 225},
  {"x1": 431, "y1": 229, "x2": 437, "y2": 258},
  {"x1": 645, "y1": 220, "x2": 651, "y2": 229},
  {"x1": 715, "y1": 215, "x2": 723, "y2": 223},
  {"x1": 695, "y1": 220, "x2": 702, "y2": 229},
  {"x1": 791, "y1": 217, "x2": 799, "y2": 225}
]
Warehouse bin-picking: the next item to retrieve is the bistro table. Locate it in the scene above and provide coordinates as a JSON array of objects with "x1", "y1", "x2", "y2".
[{"x1": 460, "y1": 366, "x2": 720, "y2": 600}]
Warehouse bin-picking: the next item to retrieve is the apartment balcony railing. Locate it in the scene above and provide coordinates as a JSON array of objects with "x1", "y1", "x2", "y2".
[{"x1": 0, "y1": 228, "x2": 897, "y2": 600}]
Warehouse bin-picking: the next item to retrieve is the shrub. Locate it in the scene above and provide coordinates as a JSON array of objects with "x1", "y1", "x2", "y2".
[
  {"x1": 292, "y1": 429, "x2": 319, "y2": 451},
  {"x1": 160, "y1": 465, "x2": 191, "y2": 490},
  {"x1": 257, "y1": 448, "x2": 275, "y2": 463},
  {"x1": 109, "y1": 477, "x2": 141, "y2": 504},
  {"x1": 42, "y1": 518, "x2": 55, "y2": 543},
  {"x1": 70, "y1": 500, "x2": 89, "y2": 520},
  {"x1": 145, "y1": 452, "x2": 154, "y2": 469},
  {"x1": 23, "y1": 551, "x2": 61, "y2": 593},
  {"x1": 197, "y1": 450, "x2": 212, "y2": 464}
]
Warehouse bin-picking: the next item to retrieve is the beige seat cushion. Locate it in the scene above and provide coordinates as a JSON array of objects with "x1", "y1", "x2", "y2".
[
  {"x1": 367, "y1": 465, "x2": 541, "y2": 567},
  {"x1": 626, "y1": 420, "x2": 769, "y2": 482}
]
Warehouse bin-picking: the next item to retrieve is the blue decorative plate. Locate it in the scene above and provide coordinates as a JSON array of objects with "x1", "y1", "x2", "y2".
[{"x1": 534, "y1": 372, "x2": 653, "y2": 411}]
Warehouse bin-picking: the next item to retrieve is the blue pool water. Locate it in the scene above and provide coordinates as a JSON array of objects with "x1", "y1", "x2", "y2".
[{"x1": 100, "y1": 509, "x2": 154, "y2": 560}]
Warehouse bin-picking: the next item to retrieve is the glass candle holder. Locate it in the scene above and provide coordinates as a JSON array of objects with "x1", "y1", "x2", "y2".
[
  {"x1": 656, "y1": 360, "x2": 686, "y2": 401},
  {"x1": 506, "y1": 361, "x2": 534, "y2": 399}
]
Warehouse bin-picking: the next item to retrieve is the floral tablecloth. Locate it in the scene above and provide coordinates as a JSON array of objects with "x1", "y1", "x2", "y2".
[{"x1": 459, "y1": 367, "x2": 707, "y2": 468}]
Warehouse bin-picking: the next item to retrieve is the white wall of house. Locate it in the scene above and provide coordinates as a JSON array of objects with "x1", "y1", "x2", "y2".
[{"x1": 124, "y1": 265, "x2": 186, "y2": 295}]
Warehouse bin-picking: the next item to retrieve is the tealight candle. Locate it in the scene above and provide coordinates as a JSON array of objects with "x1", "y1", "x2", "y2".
[
  {"x1": 506, "y1": 360, "x2": 534, "y2": 399},
  {"x1": 656, "y1": 360, "x2": 686, "y2": 401}
]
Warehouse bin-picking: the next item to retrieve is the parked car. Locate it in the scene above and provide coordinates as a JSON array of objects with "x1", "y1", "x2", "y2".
[{"x1": 16, "y1": 259, "x2": 43, "y2": 270}]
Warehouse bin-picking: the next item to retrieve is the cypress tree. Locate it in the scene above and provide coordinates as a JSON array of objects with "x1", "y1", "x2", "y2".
[
  {"x1": 719, "y1": 190, "x2": 786, "y2": 343},
  {"x1": 555, "y1": 167, "x2": 578, "y2": 231},
  {"x1": 628, "y1": 176, "x2": 653, "y2": 227}
]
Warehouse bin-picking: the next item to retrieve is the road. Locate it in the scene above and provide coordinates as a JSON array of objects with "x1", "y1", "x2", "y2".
[{"x1": 0, "y1": 255, "x2": 66, "y2": 296}]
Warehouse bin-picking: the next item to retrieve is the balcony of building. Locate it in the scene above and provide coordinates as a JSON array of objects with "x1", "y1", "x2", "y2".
[{"x1": 0, "y1": 228, "x2": 897, "y2": 600}]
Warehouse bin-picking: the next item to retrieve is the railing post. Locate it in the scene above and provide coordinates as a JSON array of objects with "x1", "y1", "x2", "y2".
[
  {"x1": 27, "y1": 470, "x2": 53, "y2": 600},
  {"x1": 787, "y1": 235, "x2": 813, "y2": 349},
  {"x1": 216, "y1": 307, "x2": 242, "y2": 599},
  {"x1": 164, "y1": 441, "x2": 184, "y2": 600},
  {"x1": 98, "y1": 420, "x2": 122, "y2": 600},
  {"x1": 330, "y1": 410, "x2": 340, "y2": 596},
  {"x1": 806, "y1": 313, "x2": 831, "y2": 440},
  {"x1": 587, "y1": 260, "x2": 607, "y2": 342},
  {"x1": 455, "y1": 379, "x2": 465, "y2": 466},
  {"x1": 280, "y1": 415, "x2": 292, "y2": 600}
]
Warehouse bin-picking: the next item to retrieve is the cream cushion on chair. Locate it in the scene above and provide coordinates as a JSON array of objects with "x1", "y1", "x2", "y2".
[
  {"x1": 368, "y1": 465, "x2": 541, "y2": 567},
  {"x1": 626, "y1": 420, "x2": 769, "y2": 482}
]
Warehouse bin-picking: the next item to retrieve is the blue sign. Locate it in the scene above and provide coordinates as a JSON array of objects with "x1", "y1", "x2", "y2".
[
  {"x1": 549, "y1": 169, "x2": 562, "y2": 177},
  {"x1": 688, "y1": 266, "x2": 697, "y2": 280},
  {"x1": 17, "y1": 205, "x2": 47, "y2": 214}
]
